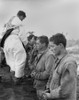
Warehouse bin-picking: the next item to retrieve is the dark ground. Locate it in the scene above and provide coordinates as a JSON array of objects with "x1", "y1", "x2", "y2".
[
  {"x1": 0, "y1": 65, "x2": 38, "y2": 100},
  {"x1": 0, "y1": 64, "x2": 79, "y2": 100}
]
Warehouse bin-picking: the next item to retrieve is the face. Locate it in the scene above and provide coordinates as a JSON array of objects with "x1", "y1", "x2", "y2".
[
  {"x1": 30, "y1": 37, "x2": 35, "y2": 44},
  {"x1": 36, "y1": 39, "x2": 44, "y2": 51},
  {"x1": 19, "y1": 16, "x2": 25, "y2": 21},
  {"x1": 49, "y1": 41, "x2": 61, "y2": 56}
]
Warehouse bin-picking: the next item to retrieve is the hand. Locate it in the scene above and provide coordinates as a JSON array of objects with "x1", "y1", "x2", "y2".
[
  {"x1": 42, "y1": 93, "x2": 47, "y2": 100},
  {"x1": 42, "y1": 92, "x2": 50, "y2": 100},
  {"x1": 44, "y1": 89, "x2": 50, "y2": 93},
  {"x1": 14, "y1": 25, "x2": 19, "y2": 29},
  {"x1": 31, "y1": 71, "x2": 36, "y2": 77},
  {"x1": 45, "y1": 93, "x2": 50, "y2": 98}
]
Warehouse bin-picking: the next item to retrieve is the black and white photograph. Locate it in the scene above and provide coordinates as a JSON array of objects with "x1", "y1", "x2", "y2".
[{"x1": 0, "y1": 0, "x2": 79, "y2": 100}]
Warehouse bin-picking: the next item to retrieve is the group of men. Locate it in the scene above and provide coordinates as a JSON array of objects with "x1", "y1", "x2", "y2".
[
  {"x1": 29, "y1": 34, "x2": 77, "y2": 100},
  {"x1": 0, "y1": 10, "x2": 77, "y2": 100}
]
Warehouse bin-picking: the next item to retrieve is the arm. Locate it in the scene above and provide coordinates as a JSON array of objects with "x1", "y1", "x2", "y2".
[
  {"x1": 11, "y1": 16, "x2": 22, "y2": 27},
  {"x1": 34, "y1": 55, "x2": 55, "y2": 80},
  {"x1": 44, "y1": 62, "x2": 77, "y2": 99}
]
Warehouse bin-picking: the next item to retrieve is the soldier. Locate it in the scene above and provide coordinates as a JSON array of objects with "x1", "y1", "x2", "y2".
[
  {"x1": 31, "y1": 35, "x2": 55, "y2": 100},
  {"x1": 42, "y1": 33, "x2": 77, "y2": 100},
  {"x1": 25, "y1": 34, "x2": 38, "y2": 76}
]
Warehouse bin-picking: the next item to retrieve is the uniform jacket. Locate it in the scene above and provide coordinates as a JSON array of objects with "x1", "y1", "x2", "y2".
[
  {"x1": 47, "y1": 52, "x2": 77, "y2": 100},
  {"x1": 33, "y1": 49, "x2": 55, "y2": 90}
]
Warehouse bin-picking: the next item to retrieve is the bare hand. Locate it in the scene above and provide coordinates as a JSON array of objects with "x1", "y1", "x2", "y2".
[{"x1": 31, "y1": 71, "x2": 36, "y2": 77}]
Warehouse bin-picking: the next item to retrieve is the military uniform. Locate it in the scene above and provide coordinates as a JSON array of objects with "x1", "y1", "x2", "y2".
[
  {"x1": 44, "y1": 52, "x2": 77, "y2": 100},
  {"x1": 31, "y1": 49, "x2": 55, "y2": 100}
]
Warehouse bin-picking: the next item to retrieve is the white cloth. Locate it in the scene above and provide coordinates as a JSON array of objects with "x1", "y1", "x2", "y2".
[
  {"x1": 4, "y1": 34, "x2": 27, "y2": 78},
  {"x1": 11, "y1": 16, "x2": 22, "y2": 26},
  {"x1": 3, "y1": 16, "x2": 27, "y2": 78},
  {"x1": 6, "y1": 16, "x2": 22, "y2": 30},
  {"x1": 2, "y1": 16, "x2": 28, "y2": 46},
  {"x1": 2, "y1": 16, "x2": 22, "y2": 36}
]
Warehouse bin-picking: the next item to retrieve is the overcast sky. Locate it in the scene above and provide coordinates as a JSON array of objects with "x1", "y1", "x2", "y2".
[{"x1": 0, "y1": 0, "x2": 79, "y2": 40}]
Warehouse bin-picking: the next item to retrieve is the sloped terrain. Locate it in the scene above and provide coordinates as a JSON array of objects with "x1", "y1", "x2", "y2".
[{"x1": 0, "y1": 65, "x2": 38, "y2": 100}]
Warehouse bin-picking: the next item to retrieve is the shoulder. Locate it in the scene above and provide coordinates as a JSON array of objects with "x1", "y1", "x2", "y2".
[
  {"x1": 63, "y1": 54, "x2": 77, "y2": 65},
  {"x1": 11, "y1": 16, "x2": 21, "y2": 26},
  {"x1": 44, "y1": 49, "x2": 55, "y2": 60},
  {"x1": 58, "y1": 54, "x2": 77, "y2": 74}
]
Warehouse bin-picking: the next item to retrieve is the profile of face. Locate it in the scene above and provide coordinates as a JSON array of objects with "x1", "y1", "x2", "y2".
[
  {"x1": 19, "y1": 15, "x2": 25, "y2": 21},
  {"x1": 49, "y1": 41, "x2": 62, "y2": 56},
  {"x1": 30, "y1": 37, "x2": 35, "y2": 44},
  {"x1": 36, "y1": 39, "x2": 45, "y2": 51}
]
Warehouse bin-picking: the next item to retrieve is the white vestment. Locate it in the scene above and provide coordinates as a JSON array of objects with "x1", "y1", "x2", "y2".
[
  {"x1": 3, "y1": 16, "x2": 27, "y2": 78},
  {"x1": 4, "y1": 34, "x2": 27, "y2": 78}
]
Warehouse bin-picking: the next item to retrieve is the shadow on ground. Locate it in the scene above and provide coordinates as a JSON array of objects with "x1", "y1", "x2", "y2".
[{"x1": 0, "y1": 66, "x2": 38, "y2": 100}]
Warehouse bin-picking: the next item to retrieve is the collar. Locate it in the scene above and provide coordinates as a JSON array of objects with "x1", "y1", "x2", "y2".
[
  {"x1": 38, "y1": 48, "x2": 48, "y2": 55},
  {"x1": 37, "y1": 48, "x2": 48, "y2": 59},
  {"x1": 57, "y1": 50, "x2": 67, "y2": 61}
]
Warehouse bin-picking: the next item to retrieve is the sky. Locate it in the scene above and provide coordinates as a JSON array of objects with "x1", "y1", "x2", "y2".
[{"x1": 0, "y1": 0, "x2": 79, "y2": 40}]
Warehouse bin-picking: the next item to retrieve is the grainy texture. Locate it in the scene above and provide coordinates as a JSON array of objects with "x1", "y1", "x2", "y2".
[{"x1": 0, "y1": 66, "x2": 39, "y2": 100}]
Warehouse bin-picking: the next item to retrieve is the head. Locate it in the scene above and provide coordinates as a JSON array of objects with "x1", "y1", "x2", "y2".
[
  {"x1": 27, "y1": 34, "x2": 37, "y2": 45},
  {"x1": 36, "y1": 35, "x2": 49, "y2": 51},
  {"x1": 17, "y1": 10, "x2": 26, "y2": 21},
  {"x1": 49, "y1": 33, "x2": 67, "y2": 56}
]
